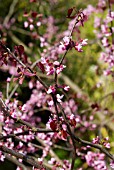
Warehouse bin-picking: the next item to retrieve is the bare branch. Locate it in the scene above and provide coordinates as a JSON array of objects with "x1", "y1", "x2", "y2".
[
  {"x1": 1, "y1": 145, "x2": 48, "y2": 170},
  {"x1": 4, "y1": 153, "x2": 27, "y2": 170}
]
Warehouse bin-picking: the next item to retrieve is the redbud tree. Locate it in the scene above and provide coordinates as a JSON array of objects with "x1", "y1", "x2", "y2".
[{"x1": 0, "y1": 0, "x2": 114, "y2": 170}]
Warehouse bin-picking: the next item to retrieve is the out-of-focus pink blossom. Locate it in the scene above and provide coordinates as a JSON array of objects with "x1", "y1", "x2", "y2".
[{"x1": 110, "y1": 160, "x2": 114, "y2": 168}]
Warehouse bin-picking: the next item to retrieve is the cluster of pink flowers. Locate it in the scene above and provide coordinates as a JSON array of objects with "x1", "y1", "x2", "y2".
[
  {"x1": 23, "y1": 11, "x2": 42, "y2": 31},
  {"x1": 39, "y1": 58, "x2": 66, "y2": 75},
  {"x1": 92, "y1": 136, "x2": 110, "y2": 149},
  {"x1": 93, "y1": 1, "x2": 114, "y2": 76},
  {"x1": 85, "y1": 151, "x2": 107, "y2": 170},
  {"x1": 59, "y1": 36, "x2": 88, "y2": 52}
]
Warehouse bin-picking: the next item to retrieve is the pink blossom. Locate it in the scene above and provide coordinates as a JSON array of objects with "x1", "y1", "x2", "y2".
[
  {"x1": 101, "y1": 37, "x2": 109, "y2": 47},
  {"x1": 45, "y1": 65, "x2": 55, "y2": 75},
  {"x1": 24, "y1": 21, "x2": 29, "y2": 28},
  {"x1": 103, "y1": 142, "x2": 110, "y2": 149},
  {"x1": 75, "y1": 43, "x2": 83, "y2": 52},
  {"x1": 56, "y1": 94, "x2": 64, "y2": 103},
  {"x1": 75, "y1": 39, "x2": 88, "y2": 52},
  {"x1": 0, "y1": 151, "x2": 5, "y2": 161},
  {"x1": 56, "y1": 64, "x2": 66, "y2": 74},
  {"x1": 6, "y1": 77, "x2": 11, "y2": 82},
  {"x1": 85, "y1": 151, "x2": 107, "y2": 170},
  {"x1": 62, "y1": 124, "x2": 67, "y2": 131},
  {"x1": 47, "y1": 99, "x2": 54, "y2": 106},
  {"x1": 47, "y1": 85, "x2": 56, "y2": 94},
  {"x1": 110, "y1": 161, "x2": 114, "y2": 169},
  {"x1": 36, "y1": 21, "x2": 41, "y2": 27},
  {"x1": 53, "y1": 61, "x2": 59, "y2": 66},
  {"x1": 29, "y1": 24, "x2": 34, "y2": 30},
  {"x1": 59, "y1": 36, "x2": 71, "y2": 51},
  {"x1": 48, "y1": 158, "x2": 56, "y2": 165},
  {"x1": 63, "y1": 36, "x2": 71, "y2": 45},
  {"x1": 81, "y1": 39, "x2": 88, "y2": 45},
  {"x1": 92, "y1": 136, "x2": 100, "y2": 144},
  {"x1": 63, "y1": 85, "x2": 70, "y2": 91},
  {"x1": 101, "y1": 24, "x2": 111, "y2": 37},
  {"x1": 0, "y1": 92, "x2": 2, "y2": 98},
  {"x1": 94, "y1": 17, "x2": 101, "y2": 28},
  {"x1": 59, "y1": 42, "x2": 66, "y2": 51}
]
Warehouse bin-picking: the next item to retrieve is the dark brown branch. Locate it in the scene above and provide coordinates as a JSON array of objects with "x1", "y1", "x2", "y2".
[
  {"x1": 1, "y1": 145, "x2": 48, "y2": 170},
  {"x1": 59, "y1": 19, "x2": 79, "y2": 65},
  {"x1": 73, "y1": 135, "x2": 114, "y2": 160},
  {"x1": 4, "y1": 153, "x2": 27, "y2": 170},
  {"x1": 58, "y1": 103, "x2": 76, "y2": 170}
]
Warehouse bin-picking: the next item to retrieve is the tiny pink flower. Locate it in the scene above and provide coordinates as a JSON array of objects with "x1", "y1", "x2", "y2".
[
  {"x1": 36, "y1": 21, "x2": 41, "y2": 27},
  {"x1": 63, "y1": 36, "x2": 71, "y2": 45},
  {"x1": 81, "y1": 39, "x2": 88, "y2": 45},
  {"x1": 56, "y1": 94, "x2": 64, "y2": 103},
  {"x1": 101, "y1": 37, "x2": 109, "y2": 47},
  {"x1": 29, "y1": 24, "x2": 34, "y2": 30},
  {"x1": 75, "y1": 43, "x2": 83, "y2": 52},
  {"x1": 53, "y1": 61, "x2": 60, "y2": 66},
  {"x1": 103, "y1": 142, "x2": 110, "y2": 149},
  {"x1": 63, "y1": 85, "x2": 70, "y2": 91},
  {"x1": 47, "y1": 85, "x2": 56, "y2": 94},
  {"x1": 56, "y1": 65, "x2": 66, "y2": 74},
  {"x1": 24, "y1": 21, "x2": 29, "y2": 28}
]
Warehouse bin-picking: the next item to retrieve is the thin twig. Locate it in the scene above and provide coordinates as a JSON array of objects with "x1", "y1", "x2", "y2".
[
  {"x1": 100, "y1": 91, "x2": 114, "y2": 102},
  {"x1": 8, "y1": 83, "x2": 19, "y2": 100},
  {"x1": 58, "y1": 103, "x2": 76, "y2": 170},
  {"x1": 59, "y1": 19, "x2": 79, "y2": 65},
  {"x1": 3, "y1": 0, "x2": 18, "y2": 26},
  {"x1": 6, "y1": 82, "x2": 9, "y2": 99},
  {"x1": 8, "y1": 31, "x2": 32, "y2": 54}
]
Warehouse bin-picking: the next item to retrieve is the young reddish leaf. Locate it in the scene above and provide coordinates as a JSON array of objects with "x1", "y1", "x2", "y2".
[
  {"x1": 36, "y1": 62, "x2": 45, "y2": 73},
  {"x1": 110, "y1": 0, "x2": 114, "y2": 3},
  {"x1": 30, "y1": 0, "x2": 36, "y2": 2},
  {"x1": 61, "y1": 130, "x2": 67, "y2": 140},
  {"x1": 18, "y1": 45, "x2": 24, "y2": 55},
  {"x1": 14, "y1": 45, "x2": 24, "y2": 56},
  {"x1": 70, "y1": 119, "x2": 76, "y2": 127},
  {"x1": 67, "y1": 7, "x2": 76, "y2": 19},
  {"x1": 67, "y1": 8, "x2": 73, "y2": 17},
  {"x1": 17, "y1": 67, "x2": 21, "y2": 73},
  {"x1": 91, "y1": 103, "x2": 100, "y2": 110},
  {"x1": 50, "y1": 120, "x2": 57, "y2": 131},
  {"x1": 31, "y1": 11, "x2": 38, "y2": 18},
  {"x1": 23, "y1": 53, "x2": 28, "y2": 64}
]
